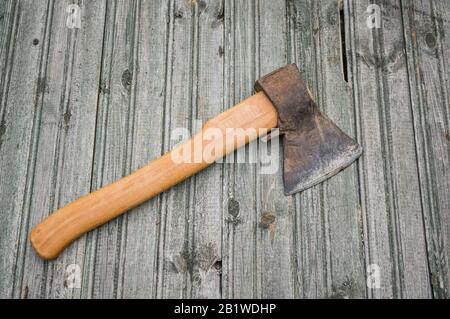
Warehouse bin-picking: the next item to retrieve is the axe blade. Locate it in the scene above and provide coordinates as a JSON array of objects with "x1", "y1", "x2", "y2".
[
  {"x1": 255, "y1": 64, "x2": 362, "y2": 195},
  {"x1": 282, "y1": 112, "x2": 362, "y2": 195}
]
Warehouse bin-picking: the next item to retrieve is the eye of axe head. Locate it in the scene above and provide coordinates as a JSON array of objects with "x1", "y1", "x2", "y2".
[{"x1": 255, "y1": 64, "x2": 363, "y2": 195}]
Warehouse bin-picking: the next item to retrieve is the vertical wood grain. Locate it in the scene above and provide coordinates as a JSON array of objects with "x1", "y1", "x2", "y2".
[
  {"x1": 118, "y1": 0, "x2": 168, "y2": 298},
  {"x1": 0, "y1": 0, "x2": 50, "y2": 298},
  {"x1": 401, "y1": 0, "x2": 450, "y2": 298},
  {"x1": 84, "y1": 0, "x2": 139, "y2": 299},
  {"x1": 288, "y1": 0, "x2": 366, "y2": 299},
  {"x1": 18, "y1": 0, "x2": 107, "y2": 299},
  {"x1": 307, "y1": 0, "x2": 366, "y2": 298},
  {"x1": 190, "y1": 0, "x2": 224, "y2": 299},
  {"x1": 349, "y1": 0, "x2": 432, "y2": 298},
  {"x1": 1, "y1": 0, "x2": 448, "y2": 299}
]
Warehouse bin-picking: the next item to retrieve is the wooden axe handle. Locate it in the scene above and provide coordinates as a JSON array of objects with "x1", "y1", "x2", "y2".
[{"x1": 31, "y1": 92, "x2": 278, "y2": 260}]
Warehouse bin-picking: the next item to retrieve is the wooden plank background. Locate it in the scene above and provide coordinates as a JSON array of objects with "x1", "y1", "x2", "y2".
[{"x1": 0, "y1": 0, "x2": 448, "y2": 299}]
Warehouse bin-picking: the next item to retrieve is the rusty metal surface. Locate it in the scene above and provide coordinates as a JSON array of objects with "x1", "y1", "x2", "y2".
[{"x1": 255, "y1": 64, "x2": 363, "y2": 195}]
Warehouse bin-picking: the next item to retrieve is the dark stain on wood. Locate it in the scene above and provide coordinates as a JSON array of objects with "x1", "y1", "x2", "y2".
[
  {"x1": 121, "y1": 69, "x2": 132, "y2": 92},
  {"x1": 214, "y1": 259, "x2": 223, "y2": 296},
  {"x1": 180, "y1": 242, "x2": 196, "y2": 277},
  {"x1": 174, "y1": 241, "x2": 220, "y2": 288},
  {"x1": 255, "y1": 64, "x2": 362, "y2": 194},
  {"x1": 259, "y1": 212, "x2": 276, "y2": 229},
  {"x1": 356, "y1": 41, "x2": 405, "y2": 74},
  {"x1": 167, "y1": 254, "x2": 188, "y2": 274},
  {"x1": 197, "y1": 242, "x2": 218, "y2": 272},
  {"x1": 379, "y1": 0, "x2": 449, "y2": 24},
  {"x1": 213, "y1": 259, "x2": 222, "y2": 273}
]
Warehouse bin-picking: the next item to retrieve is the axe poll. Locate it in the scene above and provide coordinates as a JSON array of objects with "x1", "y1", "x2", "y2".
[{"x1": 31, "y1": 64, "x2": 362, "y2": 260}]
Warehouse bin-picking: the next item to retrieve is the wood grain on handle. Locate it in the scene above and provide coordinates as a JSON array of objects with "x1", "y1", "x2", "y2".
[{"x1": 30, "y1": 92, "x2": 278, "y2": 260}]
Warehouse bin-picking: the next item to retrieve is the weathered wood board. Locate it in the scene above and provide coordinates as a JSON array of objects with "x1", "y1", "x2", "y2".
[{"x1": 0, "y1": 0, "x2": 448, "y2": 299}]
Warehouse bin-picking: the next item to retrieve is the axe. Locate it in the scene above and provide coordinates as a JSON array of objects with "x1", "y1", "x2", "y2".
[{"x1": 31, "y1": 64, "x2": 362, "y2": 260}]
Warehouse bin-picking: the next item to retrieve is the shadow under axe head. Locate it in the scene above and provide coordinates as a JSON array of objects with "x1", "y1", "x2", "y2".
[{"x1": 255, "y1": 64, "x2": 363, "y2": 195}]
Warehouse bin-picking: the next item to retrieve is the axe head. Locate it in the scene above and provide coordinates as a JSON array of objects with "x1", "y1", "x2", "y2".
[{"x1": 255, "y1": 64, "x2": 362, "y2": 195}]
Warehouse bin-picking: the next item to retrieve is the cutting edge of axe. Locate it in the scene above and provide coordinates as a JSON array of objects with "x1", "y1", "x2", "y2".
[{"x1": 30, "y1": 64, "x2": 362, "y2": 260}]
